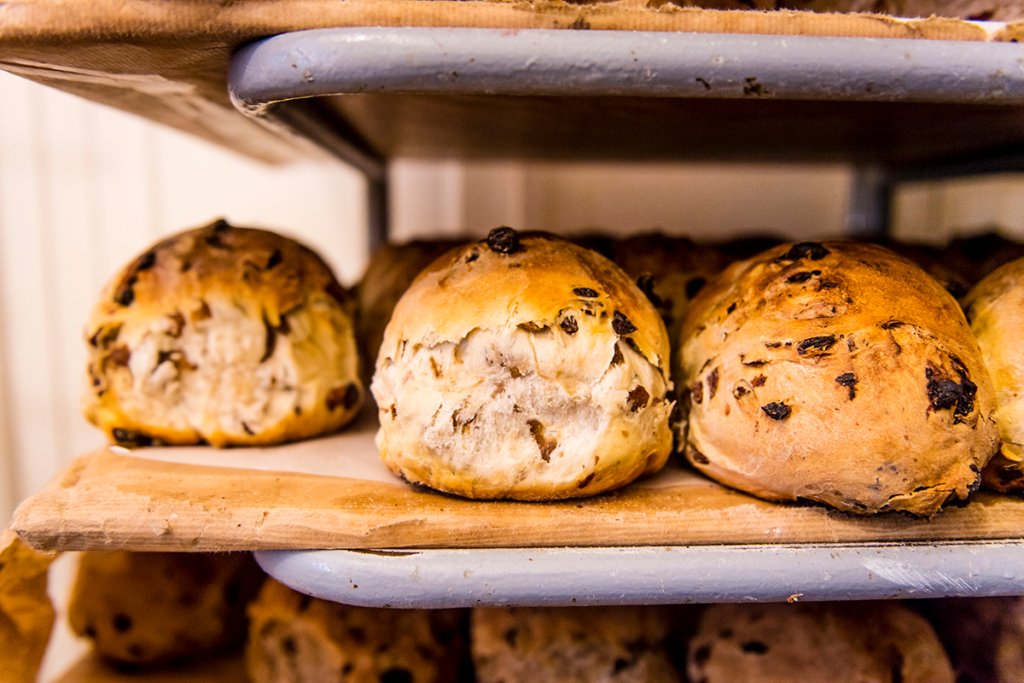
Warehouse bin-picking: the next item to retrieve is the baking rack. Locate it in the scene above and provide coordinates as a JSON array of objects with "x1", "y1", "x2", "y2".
[
  {"x1": 218, "y1": 27, "x2": 1024, "y2": 604},
  {"x1": 228, "y1": 25, "x2": 1024, "y2": 246}
]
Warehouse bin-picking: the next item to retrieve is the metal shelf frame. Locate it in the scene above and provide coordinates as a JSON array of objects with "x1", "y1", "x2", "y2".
[
  {"x1": 256, "y1": 541, "x2": 1024, "y2": 608},
  {"x1": 228, "y1": 26, "x2": 1024, "y2": 606},
  {"x1": 229, "y1": 26, "x2": 1024, "y2": 241}
]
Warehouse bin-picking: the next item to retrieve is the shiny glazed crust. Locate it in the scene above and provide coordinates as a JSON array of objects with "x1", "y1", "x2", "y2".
[
  {"x1": 962, "y1": 256, "x2": 1024, "y2": 491},
  {"x1": 678, "y1": 241, "x2": 998, "y2": 516},
  {"x1": 689, "y1": 602, "x2": 954, "y2": 683},
  {"x1": 372, "y1": 230, "x2": 673, "y2": 500},
  {"x1": 83, "y1": 220, "x2": 363, "y2": 447}
]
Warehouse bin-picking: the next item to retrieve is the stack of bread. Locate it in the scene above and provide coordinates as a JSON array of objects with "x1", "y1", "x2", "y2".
[
  {"x1": 71, "y1": 219, "x2": 368, "y2": 672},
  {"x1": 62, "y1": 217, "x2": 1024, "y2": 681},
  {"x1": 79, "y1": 220, "x2": 1024, "y2": 514},
  {"x1": 51, "y1": 548, "x2": 999, "y2": 683}
]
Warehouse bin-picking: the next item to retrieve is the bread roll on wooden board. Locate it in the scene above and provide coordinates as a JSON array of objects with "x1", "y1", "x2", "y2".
[
  {"x1": 962, "y1": 256, "x2": 1024, "y2": 492},
  {"x1": 679, "y1": 241, "x2": 999, "y2": 516},
  {"x1": 372, "y1": 229, "x2": 673, "y2": 500}
]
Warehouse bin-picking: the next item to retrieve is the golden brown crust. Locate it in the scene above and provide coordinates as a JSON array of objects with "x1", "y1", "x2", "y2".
[
  {"x1": 679, "y1": 241, "x2": 998, "y2": 516},
  {"x1": 876, "y1": 238, "x2": 972, "y2": 300},
  {"x1": 612, "y1": 233, "x2": 730, "y2": 348},
  {"x1": 689, "y1": 602, "x2": 954, "y2": 683},
  {"x1": 382, "y1": 232, "x2": 669, "y2": 372},
  {"x1": 373, "y1": 230, "x2": 673, "y2": 500},
  {"x1": 83, "y1": 220, "x2": 362, "y2": 447},
  {"x1": 91, "y1": 219, "x2": 353, "y2": 327},
  {"x1": 962, "y1": 256, "x2": 1024, "y2": 492},
  {"x1": 69, "y1": 550, "x2": 264, "y2": 666}
]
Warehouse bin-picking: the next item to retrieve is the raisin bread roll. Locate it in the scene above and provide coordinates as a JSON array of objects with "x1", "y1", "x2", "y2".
[
  {"x1": 69, "y1": 551, "x2": 264, "y2": 666},
  {"x1": 689, "y1": 602, "x2": 954, "y2": 683},
  {"x1": 356, "y1": 239, "x2": 464, "y2": 369},
  {"x1": 679, "y1": 241, "x2": 998, "y2": 516},
  {"x1": 83, "y1": 219, "x2": 363, "y2": 447},
  {"x1": 472, "y1": 606, "x2": 682, "y2": 683},
  {"x1": 372, "y1": 228, "x2": 673, "y2": 500},
  {"x1": 246, "y1": 579, "x2": 467, "y2": 683},
  {"x1": 962, "y1": 256, "x2": 1024, "y2": 491},
  {"x1": 611, "y1": 233, "x2": 730, "y2": 357}
]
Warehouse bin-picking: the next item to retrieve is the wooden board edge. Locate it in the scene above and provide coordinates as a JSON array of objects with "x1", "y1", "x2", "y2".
[{"x1": 12, "y1": 450, "x2": 1024, "y2": 552}]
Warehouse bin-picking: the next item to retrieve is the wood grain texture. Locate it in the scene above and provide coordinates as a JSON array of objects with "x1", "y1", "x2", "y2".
[{"x1": 13, "y1": 445, "x2": 1024, "y2": 552}]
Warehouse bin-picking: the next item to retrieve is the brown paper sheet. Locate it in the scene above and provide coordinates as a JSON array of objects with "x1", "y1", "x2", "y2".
[
  {"x1": 0, "y1": 0, "x2": 1008, "y2": 164},
  {"x1": 0, "y1": 528, "x2": 59, "y2": 683},
  {"x1": 12, "y1": 445, "x2": 1024, "y2": 552}
]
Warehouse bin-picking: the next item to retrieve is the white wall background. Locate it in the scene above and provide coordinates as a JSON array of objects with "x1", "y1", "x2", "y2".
[
  {"x1": 0, "y1": 70, "x2": 369, "y2": 527},
  {"x1": 3, "y1": 69, "x2": 1024, "y2": 534}
]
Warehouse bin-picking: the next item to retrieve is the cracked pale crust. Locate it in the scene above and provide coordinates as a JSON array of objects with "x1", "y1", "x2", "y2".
[
  {"x1": 83, "y1": 220, "x2": 362, "y2": 447},
  {"x1": 678, "y1": 241, "x2": 998, "y2": 516},
  {"x1": 372, "y1": 233, "x2": 673, "y2": 500},
  {"x1": 963, "y1": 256, "x2": 1024, "y2": 492}
]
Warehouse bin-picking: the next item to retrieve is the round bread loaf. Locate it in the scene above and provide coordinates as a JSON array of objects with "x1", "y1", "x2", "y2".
[
  {"x1": 356, "y1": 239, "x2": 465, "y2": 369},
  {"x1": 371, "y1": 228, "x2": 674, "y2": 500},
  {"x1": 83, "y1": 219, "x2": 363, "y2": 447},
  {"x1": 688, "y1": 602, "x2": 954, "y2": 683},
  {"x1": 246, "y1": 579, "x2": 467, "y2": 683},
  {"x1": 471, "y1": 606, "x2": 681, "y2": 683},
  {"x1": 962, "y1": 257, "x2": 1024, "y2": 492},
  {"x1": 679, "y1": 241, "x2": 998, "y2": 516},
  {"x1": 68, "y1": 551, "x2": 264, "y2": 666}
]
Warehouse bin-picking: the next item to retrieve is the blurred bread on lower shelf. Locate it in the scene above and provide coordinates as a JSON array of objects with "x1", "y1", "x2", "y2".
[
  {"x1": 926, "y1": 596, "x2": 1024, "y2": 683},
  {"x1": 471, "y1": 606, "x2": 685, "y2": 683},
  {"x1": 688, "y1": 602, "x2": 954, "y2": 683},
  {"x1": 53, "y1": 651, "x2": 250, "y2": 683},
  {"x1": 68, "y1": 551, "x2": 265, "y2": 666},
  {"x1": 0, "y1": 529, "x2": 58, "y2": 683},
  {"x1": 246, "y1": 579, "x2": 469, "y2": 683}
]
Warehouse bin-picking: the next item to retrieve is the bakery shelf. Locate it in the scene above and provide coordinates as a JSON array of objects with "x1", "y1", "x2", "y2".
[
  {"x1": 12, "y1": 412, "x2": 1024, "y2": 605},
  {"x1": 255, "y1": 541, "x2": 1024, "y2": 608},
  {"x1": 227, "y1": 26, "x2": 1024, "y2": 239},
  {"x1": 229, "y1": 26, "x2": 1024, "y2": 164},
  {"x1": 8, "y1": 6, "x2": 1024, "y2": 611}
]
